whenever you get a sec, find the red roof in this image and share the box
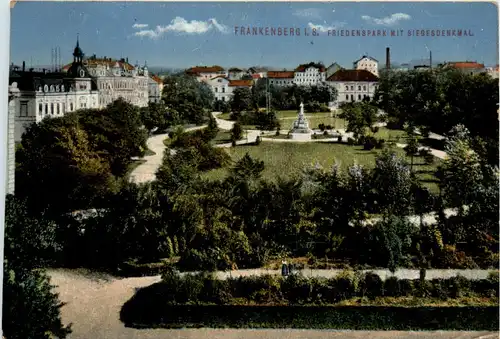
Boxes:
[151,75,163,84]
[228,79,253,87]
[445,62,485,69]
[327,69,379,82]
[267,71,295,79]
[186,65,225,74]
[251,74,261,79]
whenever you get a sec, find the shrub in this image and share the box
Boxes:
[347,137,355,145]
[323,130,329,136]
[414,279,433,298]
[370,126,380,133]
[337,135,342,142]
[319,104,330,113]
[419,148,430,157]
[384,276,401,297]
[275,127,280,136]
[280,274,310,304]
[326,125,333,130]
[430,278,449,300]
[399,279,415,296]
[363,136,377,150]
[359,272,384,299]
[332,270,358,301]
[375,138,386,149]
[255,136,261,145]
[444,275,472,298]
[424,153,435,165]
[318,123,326,131]
[312,133,317,139]
[231,140,237,147]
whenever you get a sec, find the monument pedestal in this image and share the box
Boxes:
[288,102,313,140]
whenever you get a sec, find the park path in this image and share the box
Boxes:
[47,268,498,339]
[129,125,206,184]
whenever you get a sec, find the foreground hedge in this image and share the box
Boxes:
[120,304,499,330]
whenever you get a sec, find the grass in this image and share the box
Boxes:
[210,129,232,145]
[202,141,441,192]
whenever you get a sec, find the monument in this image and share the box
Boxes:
[289,102,313,141]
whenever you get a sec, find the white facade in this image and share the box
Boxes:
[294,66,326,86]
[148,76,162,103]
[353,56,379,77]
[228,68,245,80]
[267,71,295,86]
[86,61,149,108]
[486,66,499,79]
[7,84,19,194]
[207,76,232,102]
[10,75,99,142]
[332,82,378,105]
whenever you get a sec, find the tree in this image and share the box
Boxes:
[404,135,419,171]
[230,88,253,114]
[339,101,378,139]
[204,114,219,141]
[372,150,413,216]
[140,102,169,133]
[229,153,265,181]
[16,115,118,216]
[231,122,243,142]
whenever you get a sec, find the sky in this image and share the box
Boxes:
[10,2,499,69]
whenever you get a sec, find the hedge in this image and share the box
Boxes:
[120,303,499,330]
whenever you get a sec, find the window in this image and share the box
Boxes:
[215,88,218,92]
[45,104,48,114]
[358,94,361,100]
[363,85,366,91]
[222,97,225,102]
[345,95,349,100]
[20,101,28,117]
[345,86,348,91]
[38,103,43,115]
[350,86,354,90]
[70,103,73,111]
[358,86,361,90]
[62,103,65,113]
[222,88,225,93]
[57,103,60,114]
[350,94,354,101]
[50,103,54,114]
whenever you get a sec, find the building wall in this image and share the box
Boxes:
[329,81,378,106]
[96,76,148,108]
[269,78,294,86]
[7,85,19,195]
[354,58,379,77]
[293,67,326,86]
[208,77,233,102]
[148,78,161,103]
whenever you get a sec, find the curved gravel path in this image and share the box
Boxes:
[48,269,497,339]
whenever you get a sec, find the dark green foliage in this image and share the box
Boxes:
[231,122,243,141]
[359,272,384,299]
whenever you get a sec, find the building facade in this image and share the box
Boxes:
[148,75,163,103]
[267,71,295,86]
[294,63,326,86]
[486,65,499,79]
[326,62,343,79]
[228,68,246,80]
[353,56,379,77]
[10,40,100,141]
[207,76,253,102]
[326,69,379,107]
[7,84,19,195]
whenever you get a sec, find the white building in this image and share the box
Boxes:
[207,76,253,102]
[10,40,100,142]
[486,65,499,79]
[441,61,486,76]
[267,71,295,86]
[7,84,19,194]
[293,63,326,86]
[148,75,163,103]
[228,67,246,80]
[353,56,379,77]
[326,69,379,107]
[186,65,227,82]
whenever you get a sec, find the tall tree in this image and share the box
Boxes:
[230,88,253,114]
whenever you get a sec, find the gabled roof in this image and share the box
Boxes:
[443,61,485,69]
[267,71,295,79]
[353,55,379,64]
[228,67,243,72]
[62,58,135,72]
[295,62,326,72]
[186,65,225,74]
[327,69,379,82]
[228,79,253,87]
[150,74,163,84]
[210,75,229,80]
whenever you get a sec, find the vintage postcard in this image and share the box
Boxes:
[4,1,499,338]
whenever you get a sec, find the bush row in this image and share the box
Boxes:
[155,270,499,305]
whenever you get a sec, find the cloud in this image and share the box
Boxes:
[308,21,346,32]
[293,8,322,20]
[361,13,411,26]
[132,23,149,29]
[134,17,229,39]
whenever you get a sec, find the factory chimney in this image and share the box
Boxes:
[429,51,432,69]
[386,47,391,70]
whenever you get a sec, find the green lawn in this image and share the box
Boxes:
[202,141,441,192]
[211,129,232,145]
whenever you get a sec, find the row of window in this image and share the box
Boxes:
[343,84,378,91]
[345,94,370,101]
[37,102,68,116]
[214,87,226,93]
